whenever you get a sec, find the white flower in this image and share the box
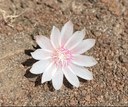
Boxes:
[30,21,97,90]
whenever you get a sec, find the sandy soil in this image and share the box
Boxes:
[0,0,128,106]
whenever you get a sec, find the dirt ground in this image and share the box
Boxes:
[0,0,128,106]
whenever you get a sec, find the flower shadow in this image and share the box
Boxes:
[22,49,42,87]
[47,81,55,92]
[63,77,73,89]
[79,78,88,83]
[24,68,42,87]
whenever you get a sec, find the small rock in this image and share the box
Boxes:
[70,99,78,106]
[101,0,123,16]
[85,95,91,102]
[71,1,84,14]
[118,55,128,63]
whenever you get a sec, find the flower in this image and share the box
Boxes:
[30,20,97,90]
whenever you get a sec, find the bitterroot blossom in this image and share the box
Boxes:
[30,20,97,90]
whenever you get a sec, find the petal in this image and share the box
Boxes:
[69,63,93,80]
[63,67,79,87]
[35,36,53,51]
[64,28,85,49]
[71,39,96,54]
[41,62,57,84]
[50,26,61,48]
[30,60,50,74]
[60,20,73,46]
[31,49,52,60]
[52,68,63,90]
[72,55,97,67]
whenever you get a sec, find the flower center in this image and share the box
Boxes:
[52,47,72,67]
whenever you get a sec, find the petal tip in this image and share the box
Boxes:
[73,79,80,87]
[54,86,61,90]
[91,39,96,45]
[67,20,73,26]
[34,35,40,40]
[34,35,45,42]
[34,36,42,44]
[30,52,36,59]
[30,52,33,56]
[82,27,86,33]
[29,65,40,75]
[89,74,93,80]
[52,26,56,30]
[81,28,86,38]
[41,78,45,84]
[29,67,34,74]
[90,57,98,66]
[93,59,98,65]
[86,71,93,80]
[75,82,80,88]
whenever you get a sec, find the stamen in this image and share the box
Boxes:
[52,47,72,67]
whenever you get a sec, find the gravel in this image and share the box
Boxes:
[0,0,127,106]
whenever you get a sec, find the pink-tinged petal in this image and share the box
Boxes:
[52,68,63,90]
[30,60,50,74]
[63,67,79,87]
[35,36,53,51]
[72,55,97,67]
[41,62,57,84]
[71,39,96,54]
[31,49,52,60]
[61,20,73,46]
[50,26,61,48]
[69,63,93,80]
[64,28,85,49]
